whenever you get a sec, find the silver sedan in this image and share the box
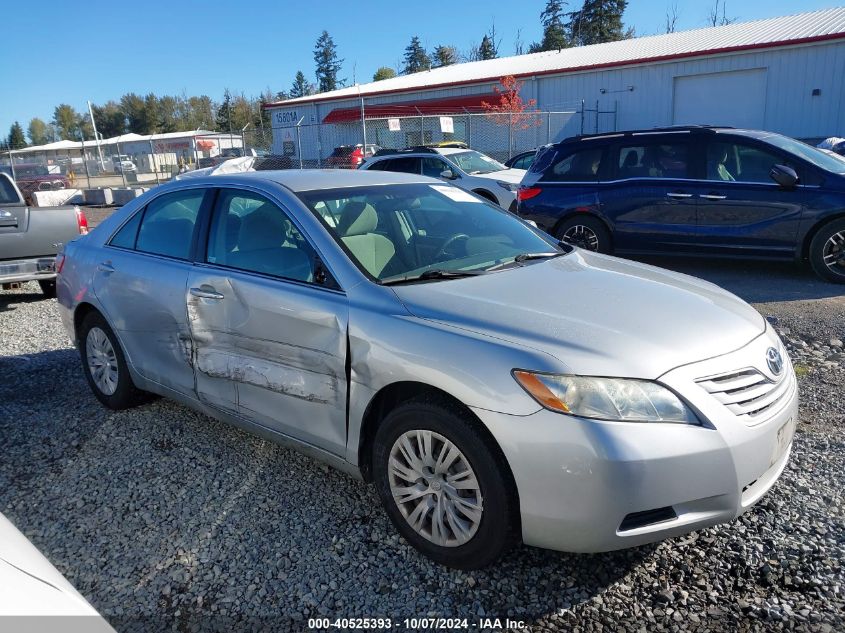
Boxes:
[57,170,797,569]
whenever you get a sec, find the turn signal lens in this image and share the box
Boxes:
[513,370,570,413]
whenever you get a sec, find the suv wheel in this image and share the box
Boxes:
[372,397,517,569]
[809,218,845,283]
[557,216,612,254]
[79,311,148,409]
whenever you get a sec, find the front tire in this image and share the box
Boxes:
[556,215,612,254]
[809,218,845,283]
[372,397,517,569]
[78,311,147,409]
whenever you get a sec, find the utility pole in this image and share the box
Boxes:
[87,100,104,170]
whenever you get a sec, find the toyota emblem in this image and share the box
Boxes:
[766,347,784,376]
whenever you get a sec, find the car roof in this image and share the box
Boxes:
[555,125,789,147]
[183,168,434,192]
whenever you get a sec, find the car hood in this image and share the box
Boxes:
[391,250,765,379]
[472,168,526,184]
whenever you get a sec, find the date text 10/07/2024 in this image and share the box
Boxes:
[307,617,527,630]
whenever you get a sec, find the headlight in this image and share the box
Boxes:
[496,181,517,191]
[513,371,699,424]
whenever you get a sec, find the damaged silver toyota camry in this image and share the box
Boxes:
[57,170,797,569]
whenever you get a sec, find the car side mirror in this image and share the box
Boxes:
[770,164,798,189]
[440,169,458,180]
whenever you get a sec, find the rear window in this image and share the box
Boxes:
[543,147,605,182]
[0,175,20,203]
[331,147,355,157]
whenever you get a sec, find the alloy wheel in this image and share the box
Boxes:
[388,430,483,547]
[562,224,600,251]
[86,327,119,396]
[822,230,845,276]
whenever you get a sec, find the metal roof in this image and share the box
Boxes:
[184,168,433,192]
[270,7,845,107]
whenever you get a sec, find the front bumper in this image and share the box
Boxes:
[474,330,797,553]
[0,257,57,285]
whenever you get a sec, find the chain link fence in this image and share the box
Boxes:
[262,101,618,168]
[0,101,619,203]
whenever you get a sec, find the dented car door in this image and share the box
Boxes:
[187,188,349,455]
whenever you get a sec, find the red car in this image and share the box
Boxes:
[326,144,381,169]
[5,164,69,202]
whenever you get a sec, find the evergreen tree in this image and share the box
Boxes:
[52,104,80,140]
[567,0,628,46]
[432,45,459,68]
[27,118,51,145]
[403,36,431,74]
[373,66,397,81]
[529,0,570,52]
[91,102,126,138]
[477,34,497,60]
[7,122,26,149]
[290,71,316,99]
[216,89,234,132]
[120,93,147,134]
[313,31,343,93]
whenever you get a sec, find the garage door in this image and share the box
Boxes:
[673,68,767,129]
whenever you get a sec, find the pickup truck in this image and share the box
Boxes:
[0,172,88,297]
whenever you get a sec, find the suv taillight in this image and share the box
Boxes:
[517,187,542,201]
[76,208,89,235]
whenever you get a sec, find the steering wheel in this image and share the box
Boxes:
[434,233,470,260]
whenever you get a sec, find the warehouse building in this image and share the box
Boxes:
[267,7,845,162]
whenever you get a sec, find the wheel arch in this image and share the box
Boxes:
[73,301,102,345]
[357,382,518,503]
[471,188,498,204]
[800,211,845,260]
[552,212,614,246]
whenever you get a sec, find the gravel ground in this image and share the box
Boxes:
[1,256,844,632]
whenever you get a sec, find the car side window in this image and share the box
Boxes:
[422,157,450,178]
[109,210,143,249]
[376,157,421,174]
[706,141,787,184]
[618,143,689,179]
[513,154,532,170]
[207,190,316,284]
[134,190,204,259]
[544,147,605,181]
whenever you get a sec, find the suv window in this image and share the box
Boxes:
[421,157,451,178]
[134,190,204,259]
[371,157,421,174]
[618,142,689,179]
[706,141,788,184]
[207,190,315,283]
[545,147,604,181]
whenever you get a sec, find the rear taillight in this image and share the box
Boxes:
[55,252,66,274]
[517,187,542,201]
[76,208,89,235]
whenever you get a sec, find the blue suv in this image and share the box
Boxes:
[517,126,845,282]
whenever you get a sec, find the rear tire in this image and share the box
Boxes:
[78,311,148,409]
[809,218,845,283]
[372,397,517,569]
[38,280,56,298]
[556,215,612,254]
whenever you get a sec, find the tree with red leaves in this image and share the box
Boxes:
[481,76,541,157]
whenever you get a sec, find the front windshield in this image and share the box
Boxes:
[762,134,845,175]
[446,151,506,174]
[298,183,562,282]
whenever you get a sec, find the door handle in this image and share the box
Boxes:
[699,194,727,200]
[190,287,224,300]
[666,192,693,199]
[97,261,115,273]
